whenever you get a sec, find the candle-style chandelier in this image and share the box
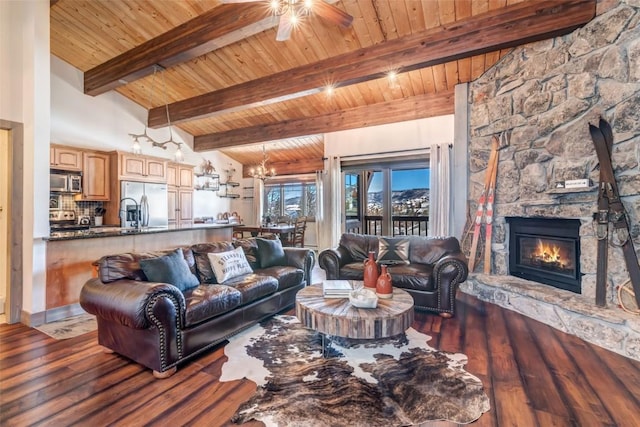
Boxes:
[250,145,276,182]
[129,65,183,162]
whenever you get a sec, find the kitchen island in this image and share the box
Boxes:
[44,224,233,321]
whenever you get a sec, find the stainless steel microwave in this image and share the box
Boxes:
[50,172,82,193]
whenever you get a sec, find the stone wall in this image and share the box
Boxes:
[467,0,640,303]
[461,0,640,360]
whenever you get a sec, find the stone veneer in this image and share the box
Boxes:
[462,0,640,361]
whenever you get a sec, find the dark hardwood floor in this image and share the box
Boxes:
[2,292,640,427]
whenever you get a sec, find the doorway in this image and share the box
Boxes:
[0,120,23,324]
[0,129,8,321]
[343,160,430,236]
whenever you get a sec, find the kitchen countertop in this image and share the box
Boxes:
[45,223,234,241]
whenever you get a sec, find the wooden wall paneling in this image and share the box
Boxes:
[444,62,460,90]
[149,0,596,128]
[458,58,472,83]
[471,54,487,80]
[438,0,457,25]
[83,3,272,95]
[351,0,384,45]
[432,64,448,92]
[473,0,491,15]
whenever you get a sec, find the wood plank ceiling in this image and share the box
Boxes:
[50,0,596,176]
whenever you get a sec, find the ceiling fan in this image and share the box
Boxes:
[223,0,353,41]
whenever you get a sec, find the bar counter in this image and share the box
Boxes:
[45,224,234,317]
[45,223,233,241]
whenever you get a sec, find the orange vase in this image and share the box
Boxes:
[363,251,379,289]
[376,265,393,299]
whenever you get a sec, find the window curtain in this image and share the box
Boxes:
[315,170,324,249]
[317,156,342,251]
[429,144,452,236]
[252,178,264,225]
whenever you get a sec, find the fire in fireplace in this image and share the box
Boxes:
[506,217,581,293]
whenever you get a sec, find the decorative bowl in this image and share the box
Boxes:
[349,288,378,309]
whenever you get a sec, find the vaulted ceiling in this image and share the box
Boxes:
[50,0,595,176]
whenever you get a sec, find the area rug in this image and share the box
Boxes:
[221,315,490,426]
[34,313,97,339]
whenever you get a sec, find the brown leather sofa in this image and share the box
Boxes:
[80,237,315,378]
[318,233,468,317]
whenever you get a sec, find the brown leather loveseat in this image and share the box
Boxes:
[318,233,468,317]
[80,237,315,378]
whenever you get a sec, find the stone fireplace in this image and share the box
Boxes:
[460,0,640,361]
[506,217,581,293]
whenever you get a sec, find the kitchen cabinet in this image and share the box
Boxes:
[50,145,82,171]
[76,151,110,201]
[117,152,167,182]
[168,188,193,228]
[167,163,194,188]
[168,163,194,228]
[179,190,193,227]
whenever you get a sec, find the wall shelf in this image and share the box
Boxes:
[218,182,240,198]
[547,186,596,195]
[194,173,220,191]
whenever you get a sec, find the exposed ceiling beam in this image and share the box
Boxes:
[150,0,595,128]
[83,3,275,96]
[193,90,454,151]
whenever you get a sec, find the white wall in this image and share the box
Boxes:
[324,115,454,157]
[50,55,241,218]
[0,0,50,316]
[322,115,457,246]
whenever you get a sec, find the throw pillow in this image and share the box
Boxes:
[140,248,200,291]
[377,237,410,265]
[256,237,287,268]
[207,246,253,283]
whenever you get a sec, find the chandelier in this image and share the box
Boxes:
[129,65,184,162]
[250,145,276,182]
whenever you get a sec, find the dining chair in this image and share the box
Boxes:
[290,216,307,247]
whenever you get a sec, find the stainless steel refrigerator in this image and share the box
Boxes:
[120,181,169,228]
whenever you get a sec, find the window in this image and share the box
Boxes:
[345,173,360,217]
[264,181,316,222]
[343,158,429,236]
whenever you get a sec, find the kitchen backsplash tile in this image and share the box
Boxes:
[57,194,106,224]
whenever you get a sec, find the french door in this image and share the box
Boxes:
[343,161,429,236]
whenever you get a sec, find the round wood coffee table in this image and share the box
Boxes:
[295,283,414,340]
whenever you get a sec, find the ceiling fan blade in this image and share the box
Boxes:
[276,10,294,41]
[221,0,260,3]
[313,1,353,28]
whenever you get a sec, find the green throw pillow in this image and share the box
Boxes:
[140,248,200,291]
[256,237,287,268]
[377,237,410,265]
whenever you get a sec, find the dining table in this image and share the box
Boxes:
[232,224,296,245]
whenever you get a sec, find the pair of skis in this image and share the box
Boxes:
[589,118,640,308]
[468,136,500,274]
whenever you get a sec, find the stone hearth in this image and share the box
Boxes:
[462,1,640,361]
[461,275,640,361]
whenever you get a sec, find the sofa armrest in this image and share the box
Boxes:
[283,247,316,285]
[80,278,186,330]
[433,253,469,287]
[318,246,352,279]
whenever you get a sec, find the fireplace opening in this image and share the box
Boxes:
[506,217,581,293]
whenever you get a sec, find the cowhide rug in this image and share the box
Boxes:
[220,315,490,426]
